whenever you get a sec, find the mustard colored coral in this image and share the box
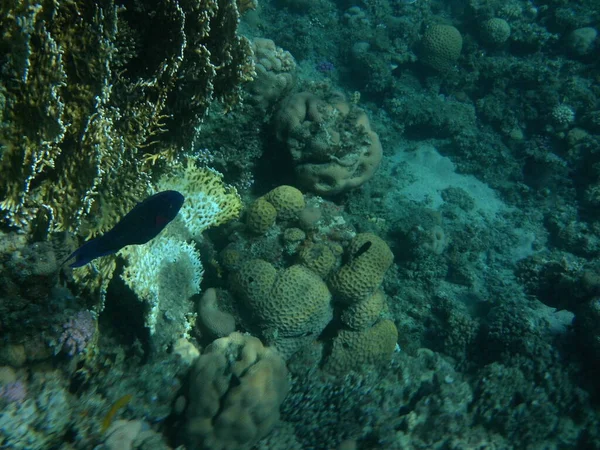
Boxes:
[323,319,398,375]
[341,289,386,330]
[329,233,394,304]
[0,0,253,237]
[298,242,338,278]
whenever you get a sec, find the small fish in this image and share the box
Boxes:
[64,190,184,268]
[101,394,133,433]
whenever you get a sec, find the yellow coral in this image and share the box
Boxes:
[323,319,398,375]
[157,159,242,238]
[329,233,393,304]
[246,197,277,234]
[420,24,463,72]
[264,185,306,220]
[231,259,278,305]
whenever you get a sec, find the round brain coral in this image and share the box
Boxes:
[246,197,277,234]
[419,24,463,72]
[480,18,511,46]
[185,333,289,450]
[329,233,394,304]
[231,260,333,358]
[264,185,306,220]
[231,259,278,306]
[323,319,398,375]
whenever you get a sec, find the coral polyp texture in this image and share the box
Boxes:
[245,185,306,234]
[185,333,289,450]
[323,319,398,375]
[274,91,383,195]
[232,259,333,358]
[0,0,253,237]
[330,233,394,304]
[419,24,463,72]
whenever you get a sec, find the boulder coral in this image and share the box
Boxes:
[323,319,398,375]
[274,92,382,195]
[232,259,333,358]
[185,333,289,450]
[245,185,306,234]
[419,24,463,72]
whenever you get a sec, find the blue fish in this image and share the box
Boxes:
[64,190,184,268]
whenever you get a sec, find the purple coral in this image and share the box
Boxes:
[58,310,96,356]
[0,380,27,403]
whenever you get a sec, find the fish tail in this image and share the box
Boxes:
[62,238,104,268]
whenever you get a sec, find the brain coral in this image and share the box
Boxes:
[246,197,277,234]
[323,319,398,375]
[480,18,511,46]
[274,92,382,195]
[329,233,394,304]
[232,260,333,358]
[185,333,289,450]
[264,185,306,220]
[420,24,463,72]
[340,288,386,330]
[298,242,338,278]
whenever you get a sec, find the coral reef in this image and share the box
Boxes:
[0,0,253,237]
[2,0,600,447]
